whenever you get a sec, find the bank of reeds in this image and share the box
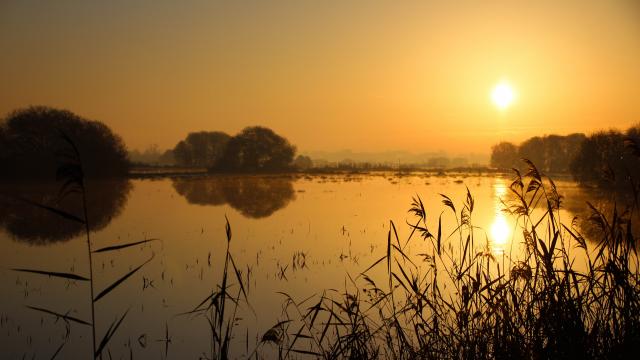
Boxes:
[12,153,640,359]
[180,216,251,360]
[259,160,639,359]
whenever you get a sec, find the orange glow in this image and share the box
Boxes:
[491,82,515,110]
[1,1,639,154]
[490,181,511,254]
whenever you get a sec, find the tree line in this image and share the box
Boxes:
[0,106,303,178]
[490,133,586,173]
[491,125,640,188]
[170,126,299,172]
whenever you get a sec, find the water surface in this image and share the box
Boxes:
[0,173,601,358]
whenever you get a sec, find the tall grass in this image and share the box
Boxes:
[180,216,251,360]
[258,160,639,359]
[12,133,157,359]
[12,153,640,358]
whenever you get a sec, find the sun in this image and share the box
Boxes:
[491,82,515,109]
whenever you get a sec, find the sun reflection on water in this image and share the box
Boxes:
[489,180,511,254]
[491,214,510,246]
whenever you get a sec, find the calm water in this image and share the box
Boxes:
[0,173,600,358]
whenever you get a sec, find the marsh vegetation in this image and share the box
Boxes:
[1,107,639,358]
[2,162,639,358]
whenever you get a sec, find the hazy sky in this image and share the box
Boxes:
[1,0,639,154]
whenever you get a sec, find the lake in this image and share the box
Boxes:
[0,173,604,358]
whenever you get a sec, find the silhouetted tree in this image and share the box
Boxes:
[0,106,129,179]
[129,144,164,164]
[490,142,519,169]
[293,155,313,170]
[216,126,296,172]
[560,133,587,172]
[626,124,640,158]
[518,137,545,171]
[158,149,176,165]
[491,134,585,173]
[129,146,175,165]
[173,131,230,167]
[571,129,640,188]
[543,135,564,172]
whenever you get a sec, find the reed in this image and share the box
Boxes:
[180,216,251,360]
[13,153,640,358]
[258,160,640,359]
[12,133,157,359]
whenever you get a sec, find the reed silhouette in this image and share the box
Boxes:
[572,126,640,189]
[10,133,157,359]
[491,125,640,193]
[254,160,640,359]
[8,156,640,359]
[7,129,640,359]
[179,217,251,360]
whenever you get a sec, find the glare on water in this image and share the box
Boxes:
[489,180,511,254]
[0,174,596,358]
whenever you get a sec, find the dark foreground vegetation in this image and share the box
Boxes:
[238,160,639,359]
[7,132,156,359]
[3,106,639,358]
[11,155,640,359]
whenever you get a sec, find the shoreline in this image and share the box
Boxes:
[127,165,522,179]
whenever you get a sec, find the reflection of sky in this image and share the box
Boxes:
[489,180,511,254]
[0,175,597,358]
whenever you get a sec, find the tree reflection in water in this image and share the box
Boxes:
[499,177,640,246]
[562,186,640,245]
[0,179,131,245]
[172,175,296,219]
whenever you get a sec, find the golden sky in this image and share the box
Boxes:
[1,0,639,155]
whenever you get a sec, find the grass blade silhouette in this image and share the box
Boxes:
[26,305,91,326]
[49,342,65,360]
[95,309,129,358]
[93,256,154,302]
[17,197,85,224]
[11,268,89,281]
[92,238,159,253]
